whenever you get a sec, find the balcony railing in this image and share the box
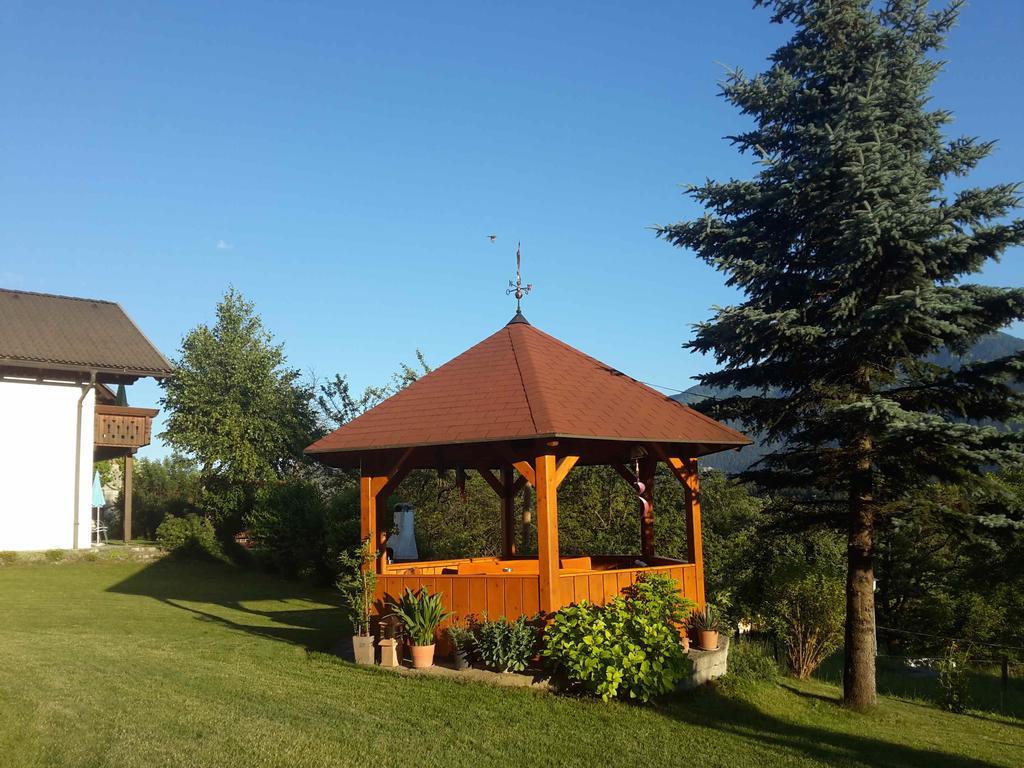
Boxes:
[94,404,158,450]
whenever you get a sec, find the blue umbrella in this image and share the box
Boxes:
[92,471,105,508]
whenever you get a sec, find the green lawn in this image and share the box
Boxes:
[0,558,1019,768]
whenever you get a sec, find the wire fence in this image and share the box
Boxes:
[867,625,1022,716]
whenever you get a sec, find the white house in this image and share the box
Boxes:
[0,288,172,550]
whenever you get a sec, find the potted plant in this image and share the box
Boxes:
[446,623,475,670]
[688,603,720,651]
[389,587,450,668]
[337,538,377,665]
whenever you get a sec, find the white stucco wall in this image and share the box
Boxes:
[0,379,95,550]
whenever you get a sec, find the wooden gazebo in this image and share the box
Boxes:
[306,311,749,628]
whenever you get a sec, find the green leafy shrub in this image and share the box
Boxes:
[388,587,450,647]
[542,574,692,701]
[474,616,536,673]
[246,480,359,583]
[44,549,65,562]
[156,514,222,559]
[768,572,844,679]
[936,642,971,714]
[446,624,476,659]
[722,639,778,690]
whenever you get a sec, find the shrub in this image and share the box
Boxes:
[723,639,778,689]
[246,480,359,583]
[542,574,692,701]
[936,642,971,714]
[474,616,536,673]
[0,551,18,566]
[388,587,450,647]
[446,624,476,659]
[44,549,65,562]
[768,572,844,679]
[156,514,222,559]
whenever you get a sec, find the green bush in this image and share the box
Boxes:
[542,574,692,702]
[936,642,971,714]
[156,514,222,559]
[723,639,778,689]
[0,551,18,566]
[246,480,359,583]
[446,624,476,659]
[44,549,65,562]
[768,572,844,679]
[474,616,537,673]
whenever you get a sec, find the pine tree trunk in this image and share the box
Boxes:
[844,439,877,709]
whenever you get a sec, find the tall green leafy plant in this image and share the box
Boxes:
[388,587,450,647]
[336,539,377,637]
[658,0,1024,708]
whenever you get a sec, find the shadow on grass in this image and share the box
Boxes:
[661,684,1009,768]
[107,555,350,653]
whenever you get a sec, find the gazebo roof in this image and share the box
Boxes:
[306,314,750,469]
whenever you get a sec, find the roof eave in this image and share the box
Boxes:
[0,356,173,381]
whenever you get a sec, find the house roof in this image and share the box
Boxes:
[0,288,173,379]
[306,314,750,464]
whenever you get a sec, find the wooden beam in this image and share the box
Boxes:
[535,454,561,613]
[375,447,415,501]
[477,467,506,498]
[611,462,637,486]
[668,457,706,606]
[500,465,516,558]
[512,460,536,488]
[511,475,528,495]
[554,455,579,488]
[638,456,657,562]
[359,474,381,573]
[123,453,133,543]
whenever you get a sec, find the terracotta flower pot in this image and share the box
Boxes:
[697,630,719,651]
[352,634,376,665]
[410,643,436,669]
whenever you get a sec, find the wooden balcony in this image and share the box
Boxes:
[94,404,158,459]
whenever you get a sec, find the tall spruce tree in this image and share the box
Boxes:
[659,0,1024,708]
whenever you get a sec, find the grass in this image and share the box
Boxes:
[0,559,1020,768]
[815,650,1024,720]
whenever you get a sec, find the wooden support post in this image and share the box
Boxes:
[360,473,388,573]
[535,454,560,613]
[123,453,133,543]
[639,456,656,562]
[501,465,516,558]
[669,457,705,606]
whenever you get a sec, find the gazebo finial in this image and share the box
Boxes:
[506,242,533,321]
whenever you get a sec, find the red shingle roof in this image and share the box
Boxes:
[306,316,749,460]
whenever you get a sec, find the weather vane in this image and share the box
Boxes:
[506,242,533,312]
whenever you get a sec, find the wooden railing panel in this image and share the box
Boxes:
[93,405,157,449]
[376,573,542,627]
[558,563,700,609]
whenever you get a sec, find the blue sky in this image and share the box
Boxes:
[3,1,1022,459]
